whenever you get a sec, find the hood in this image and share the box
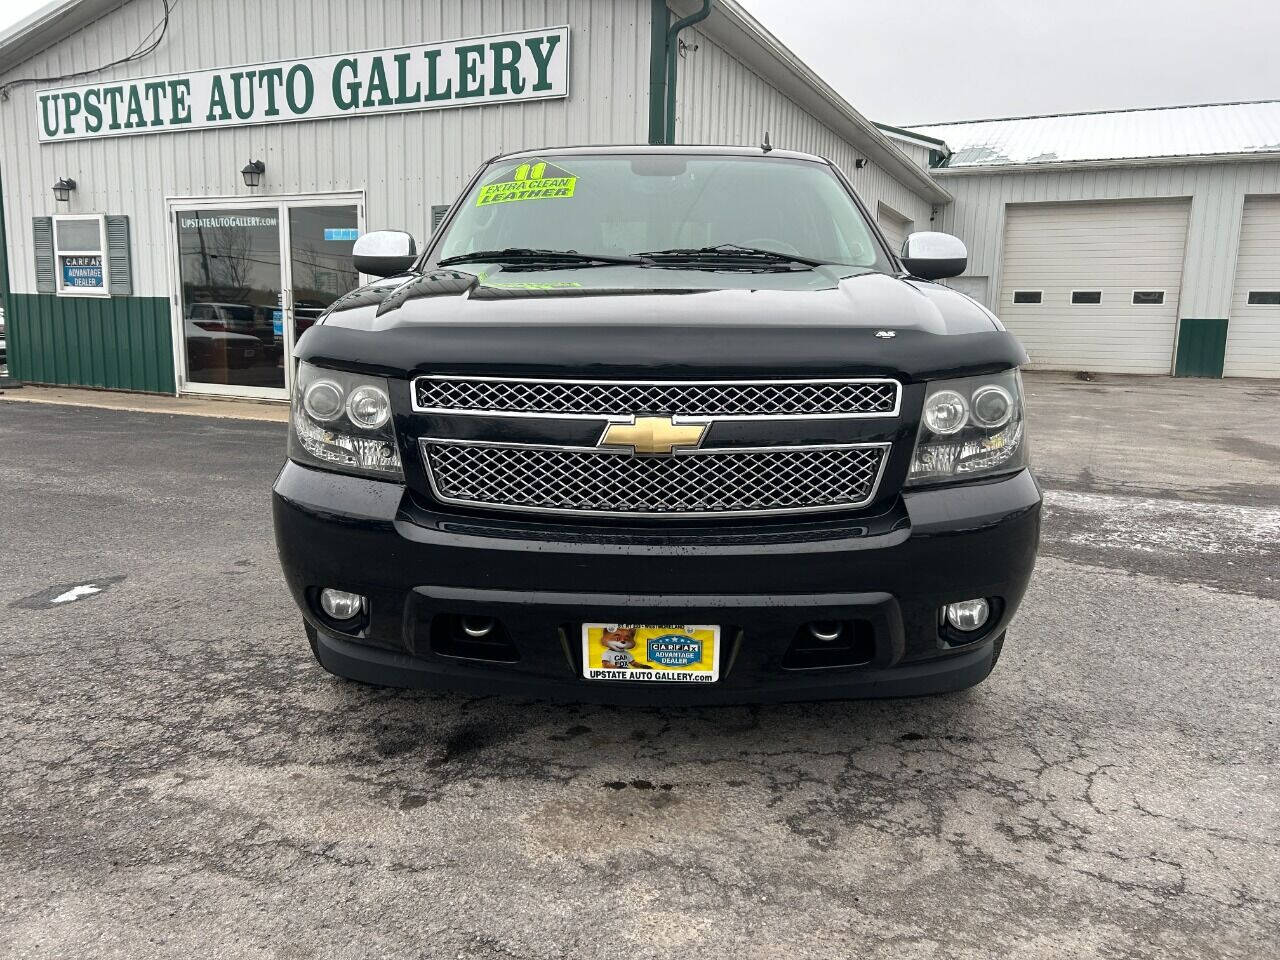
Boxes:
[296,264,1027,383]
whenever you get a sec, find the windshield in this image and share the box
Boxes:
[435,154,889,270]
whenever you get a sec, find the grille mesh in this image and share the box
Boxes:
[423,443,887,515]
[415,377,898,417]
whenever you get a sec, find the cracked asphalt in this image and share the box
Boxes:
[2,373,1278,959]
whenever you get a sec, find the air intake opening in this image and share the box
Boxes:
[430,615,519,663]
[781,620,876,670]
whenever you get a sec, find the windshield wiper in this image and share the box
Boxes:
[437,248,647,267]
[634,243,830,268]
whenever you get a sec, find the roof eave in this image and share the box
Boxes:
[934,150,1280,175]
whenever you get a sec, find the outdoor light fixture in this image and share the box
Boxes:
[52,177,77,201]
[240,159,266,188]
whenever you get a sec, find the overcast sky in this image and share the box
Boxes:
[3,0,1278,124]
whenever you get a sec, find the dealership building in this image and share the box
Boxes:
[0,0,948,399]
[909,102,1280,379]
[0,0,1276,398]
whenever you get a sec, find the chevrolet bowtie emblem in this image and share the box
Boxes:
[600,416,708,455]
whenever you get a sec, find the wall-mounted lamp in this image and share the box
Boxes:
[52,177,77,201]
[854,158,868,169]
[241,159,266,188]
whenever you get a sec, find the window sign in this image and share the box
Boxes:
[35,26,569,143]
[62,255,104,289]
[54,215,109,296]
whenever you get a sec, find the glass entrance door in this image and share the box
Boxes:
[286,205,361,347]
[176,207,285,392]
[171,196,363,399]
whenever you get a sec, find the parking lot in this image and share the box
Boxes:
[1,371,1278,959]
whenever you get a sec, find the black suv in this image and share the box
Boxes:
[272,146,1040,704]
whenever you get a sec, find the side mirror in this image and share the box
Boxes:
[353,230,418,277]
[900,231,967,281]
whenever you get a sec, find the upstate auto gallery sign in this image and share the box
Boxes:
[36,26,569,142]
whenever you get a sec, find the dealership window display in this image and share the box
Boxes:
[53,215,109,296]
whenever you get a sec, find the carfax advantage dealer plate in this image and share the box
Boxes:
[581,624,720,683]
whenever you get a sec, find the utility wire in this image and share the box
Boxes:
[1,0,175,100]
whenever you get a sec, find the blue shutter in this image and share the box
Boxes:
[106,215,131,295]
[33,217,54,293]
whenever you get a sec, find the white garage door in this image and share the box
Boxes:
[877,204,913,257]
[1225,196,1280,378]
[998,199,1191,373]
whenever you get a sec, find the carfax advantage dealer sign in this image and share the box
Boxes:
[36,26,569,142]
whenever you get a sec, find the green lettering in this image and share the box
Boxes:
[424,49,452,101]
[101,86,124,129]
[284,64,314,114]
[489,40,525,96]
[230,70,256,120]
[456,43,485,99]
[525,34,561,92]
[258,67,284,116]
[143,81,167,126]
[361,56,392,108]
[39,94,59,137]
[124,87,146,128]
[83,89,103,133]
[60,91,82,134]
[206,75,231,121]
[168,79,191,124]
[392,52,421,104]
[333,58,359,110]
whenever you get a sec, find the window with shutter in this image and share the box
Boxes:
[106,215,132,295]
[33,217,55,293]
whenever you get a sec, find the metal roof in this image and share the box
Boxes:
[910,101,1280,169]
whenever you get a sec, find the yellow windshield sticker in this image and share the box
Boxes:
[477,160,578,206]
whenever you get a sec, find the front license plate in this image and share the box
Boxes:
[581,623,720,683]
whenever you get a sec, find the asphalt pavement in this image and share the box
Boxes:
[1,372,1278,959]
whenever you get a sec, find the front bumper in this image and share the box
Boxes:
[272,463,1041,704]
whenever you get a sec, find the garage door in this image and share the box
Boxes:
[1225,196,1280,378]
[877,204,912,257]
[998,199,1191,374]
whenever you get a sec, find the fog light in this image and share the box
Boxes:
[946,599,990,632]
[320,588,364,621]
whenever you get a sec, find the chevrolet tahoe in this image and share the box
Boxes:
[272,145,1040,704]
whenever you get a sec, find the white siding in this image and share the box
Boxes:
[0,0,652,297]
[998,200,1191,374]
[876,203,912,256]
[934,160,1280,323]
[671,22,936,237]
[1225,195,1280,378]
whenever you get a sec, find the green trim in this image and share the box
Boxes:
[5,293,175,393]
[1173,318,1228,378]
[873,121,949,149]
[648,0,669,145]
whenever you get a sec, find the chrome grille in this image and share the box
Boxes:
[414,376,899,418]
[422,442,889,516]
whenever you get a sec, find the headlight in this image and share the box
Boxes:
[289,361,404,481]
[906,369,1027,486]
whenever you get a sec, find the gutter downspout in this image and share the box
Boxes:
[647,0,670,144]
[662,0,713,145]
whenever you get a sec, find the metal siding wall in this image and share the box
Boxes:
[0,0,652,298]
[933,160,1280,323]
[671,23,935,236]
